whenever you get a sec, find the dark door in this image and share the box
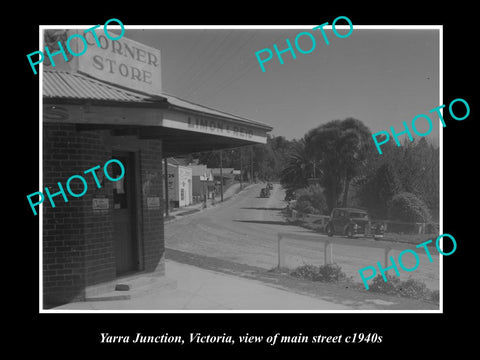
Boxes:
[112,152,138,275]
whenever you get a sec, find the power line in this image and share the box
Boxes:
[166,29,207,88]
[172,30,225,94]
[183,30,259,98]
[180,30,236,98]
[203,29,290,100]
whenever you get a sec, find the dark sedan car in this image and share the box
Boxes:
[260,187,271,198]
[325,208,384,239]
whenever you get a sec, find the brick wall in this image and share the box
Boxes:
[43,122,164,307]
[139,140,164,273]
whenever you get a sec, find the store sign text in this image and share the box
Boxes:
[81,29,161,95]
[187,116,254,139]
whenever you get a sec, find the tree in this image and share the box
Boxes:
[269,135,292,166]
[356,162,402,219]
[388,192,431,223]
[294,184,329,215]
[279,139,313,197]
[194,135,294,182]
[380,137,439,221]
[304,118,372,211]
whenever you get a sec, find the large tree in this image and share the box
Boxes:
[356,161,403,219]
[279,139,313,197]
[304,118,372,210]
[355,136,439,221]
[194,135,292,182]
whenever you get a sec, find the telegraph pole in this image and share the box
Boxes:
[239,148,243,189]
[219,150,224,202]
[164,157,169,216]
[250,146,254,183]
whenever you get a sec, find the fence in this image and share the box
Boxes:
[383,220,438,235]
[287,208,438,235]
[277,232,403,270]
[287,210,329,228]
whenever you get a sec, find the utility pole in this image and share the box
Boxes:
[250,146,254,183]
[164,157,169,216]
[239,148,243,189]
[219,150,223,202]
[203,179,206,207]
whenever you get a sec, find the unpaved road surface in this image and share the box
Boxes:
[165,183,440,290]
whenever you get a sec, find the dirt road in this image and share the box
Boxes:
[165,183,440,290]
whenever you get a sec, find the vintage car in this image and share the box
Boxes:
[260,187,271,198]
[325,208,384,239]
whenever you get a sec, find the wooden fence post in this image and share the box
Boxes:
[384,247,392,269]
[277,234,285,269]
[324,241,333,265]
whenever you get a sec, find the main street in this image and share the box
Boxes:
[165,183,440,290]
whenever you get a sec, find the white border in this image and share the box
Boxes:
[38,24,443,314]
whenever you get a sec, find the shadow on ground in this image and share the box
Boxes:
[240,207,285,211]
[233,220,292,226]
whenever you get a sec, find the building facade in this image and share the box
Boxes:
[165,162,193,208]
[40,29,272,307]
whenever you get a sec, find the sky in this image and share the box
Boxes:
[123,26,440,144]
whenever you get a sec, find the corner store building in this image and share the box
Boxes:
[41,29,272,305]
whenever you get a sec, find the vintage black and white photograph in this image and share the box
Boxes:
[37,24,442,312]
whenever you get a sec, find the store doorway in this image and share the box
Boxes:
[112,151,139,275]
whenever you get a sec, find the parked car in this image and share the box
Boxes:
[325,208,384,239]
[284,189,295,201]
[260,187,271,198]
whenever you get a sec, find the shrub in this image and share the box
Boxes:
[291,264,319,280]
[369,274,401,295]
[294,199,318,214]
[388,192,431,223]
[425,222,439,234]
[368,275,439,304]
[317,264,347,282]
[429,290,440,303]
[397,278,428,299]
[294,185,328,215]
[291,263,347,283]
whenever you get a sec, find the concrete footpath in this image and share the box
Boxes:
[52,259,353,311]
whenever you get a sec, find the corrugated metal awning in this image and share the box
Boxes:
[162,93,273,130]
[43,70,272,131]
[43,70,162,103]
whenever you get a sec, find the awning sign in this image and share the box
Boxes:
[162,110,268,144]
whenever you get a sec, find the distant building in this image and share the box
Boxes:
[190,165,214,202]
[210,168,238,191]
[163,159,193,208]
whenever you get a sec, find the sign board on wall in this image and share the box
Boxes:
[147,197,160,209]
[43,29,162,96]
[93,198,109,210]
